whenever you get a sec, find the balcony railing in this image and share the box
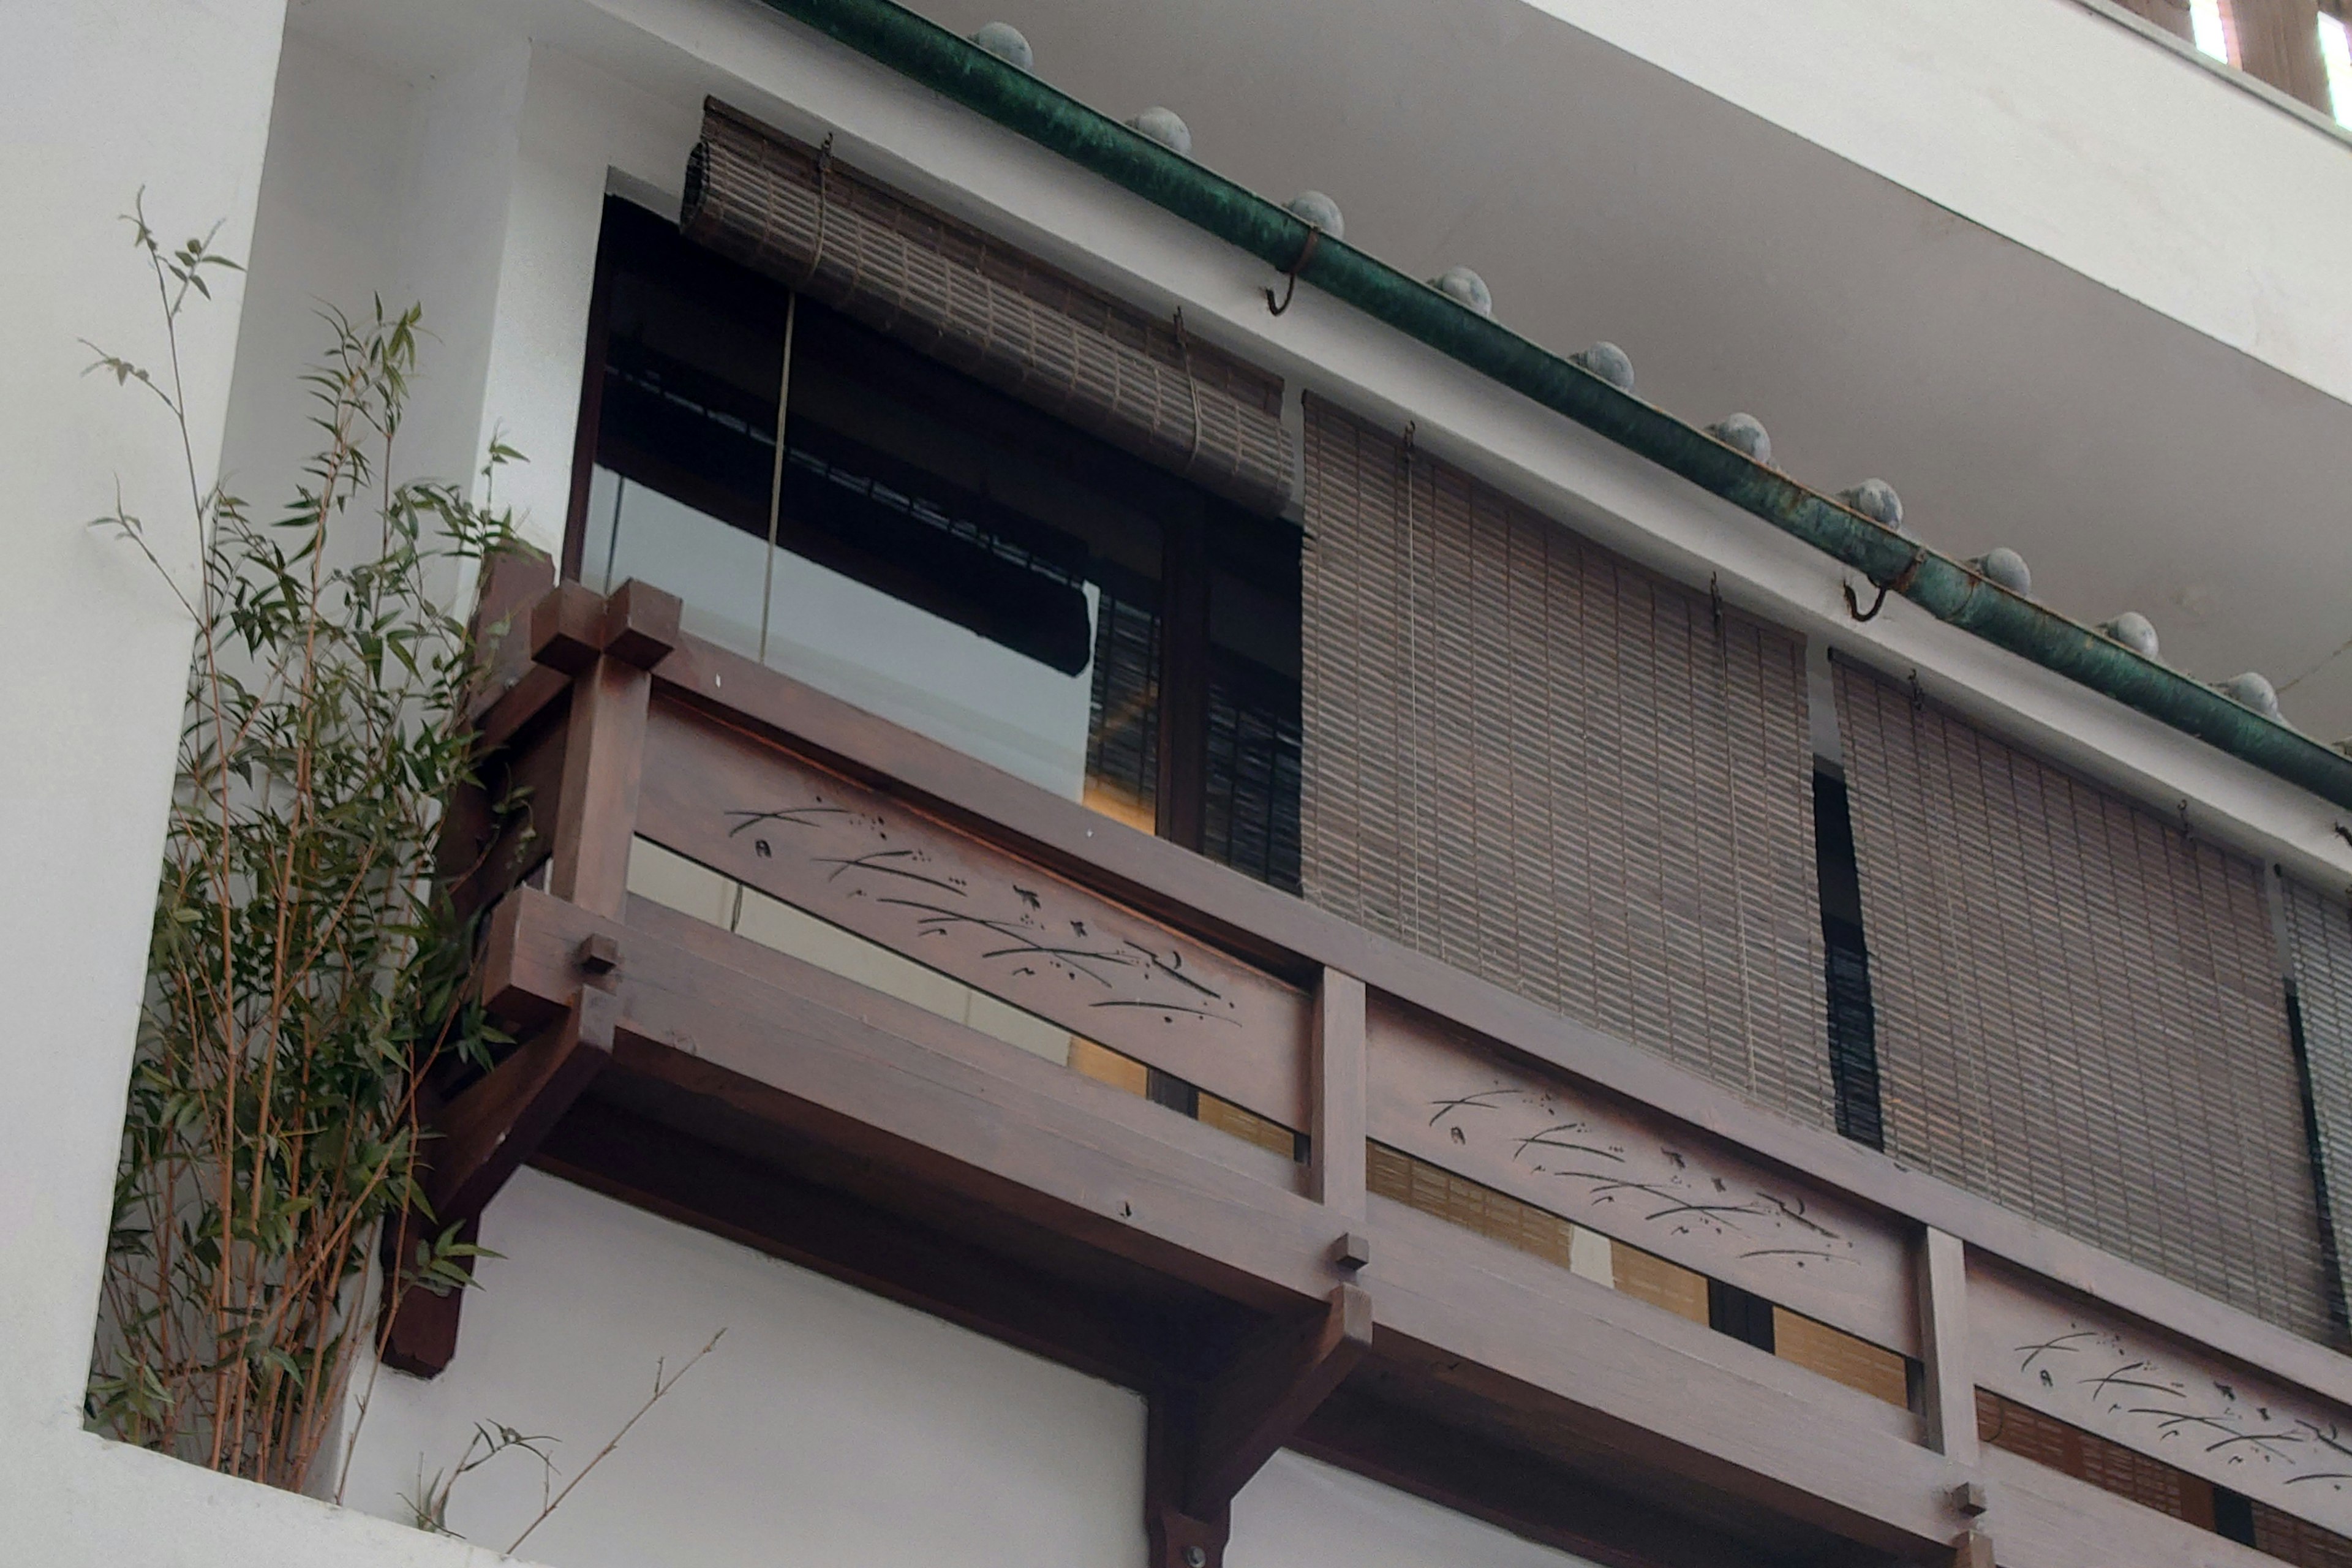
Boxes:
[2110,0,2351,124]
[397,554,2352,1568]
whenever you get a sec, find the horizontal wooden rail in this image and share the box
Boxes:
[640,623,2352,1419]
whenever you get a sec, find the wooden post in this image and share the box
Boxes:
[541,579,678,916]
[382,580,676,1377]
[1310,969,1366,1222]
[1917,1226,1979,1466]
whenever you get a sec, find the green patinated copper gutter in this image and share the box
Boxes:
[756,0,2352,813]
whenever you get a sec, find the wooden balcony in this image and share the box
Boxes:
[394,558,2352,1568]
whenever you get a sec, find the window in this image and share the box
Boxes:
[566,198,1303,891]
[1812,770,1885,1150]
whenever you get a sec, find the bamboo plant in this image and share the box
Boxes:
[84,200,521,1492]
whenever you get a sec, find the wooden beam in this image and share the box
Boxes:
[533,1096,1175,1389]
[1295,1391,1808,1568]
[378,986,617,1377]
[1916,1227,1978,1466]
[472,887,1967,1553]
[426,985,617,1228]
[1310,969,1366,1221]
[1190,1284,1372,1512]
[377,1213,478,1378]
[484,880,2344,1562]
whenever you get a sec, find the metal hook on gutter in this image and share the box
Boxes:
[1842,549,1928,624]
[1265,226,1322,317]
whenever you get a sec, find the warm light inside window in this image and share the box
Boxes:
[2322,13,2352,126]
[2188,0,2232,61]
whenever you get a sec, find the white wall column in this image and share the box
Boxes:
[0,0,290,1439]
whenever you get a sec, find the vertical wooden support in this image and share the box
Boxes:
[2231,0,2332,110]
[1917,1226,1979,1466]
[382,580,677,1378]
[1147,1286,1373,1568]
[1310,969,1367,1221]
[543,579,679,916]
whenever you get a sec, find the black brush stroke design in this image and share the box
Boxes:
[726,804,854,836]
[2015,1332,2095,1374]
[812,849,967,895]
[1087,998,1240,1027]
[1511,1123,1625,1163]
[1427,1090,1518,1127]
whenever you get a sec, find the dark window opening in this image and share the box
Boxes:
[2284,981,2352,1344]
[2215,1487,2258,1549]
[567,197,1302,891]
[1706,1278,1777,1352]
[1813,771,1885,1148]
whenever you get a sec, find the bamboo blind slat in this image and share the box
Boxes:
[2280,876,2352,1334]
[680,100,1294,515]
[1835,658,2330,1340]
[1300,397,1833,1126]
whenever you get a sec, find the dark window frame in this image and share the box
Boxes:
[561,195,1300,888]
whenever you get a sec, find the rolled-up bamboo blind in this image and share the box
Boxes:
[1300,396,1834,1126]
[1835,658,2330,1340]
[680,100,1294,516]
[2280,876,2352,1334]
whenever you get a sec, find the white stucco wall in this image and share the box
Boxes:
[0,6,522,1566]
[336,1168,1604,1568]
[339,1168,1152,1566]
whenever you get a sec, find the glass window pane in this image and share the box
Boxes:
[772,302,1166,805]
[573,201,1302,889]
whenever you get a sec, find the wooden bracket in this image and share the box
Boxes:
[529,581,609,674]
[1148,1284,1373,1567]
[527,578,680,676]
[600,579,681,669]
[378,986,619,1377]
[1951,1526,1994,1568]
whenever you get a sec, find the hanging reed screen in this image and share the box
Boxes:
[1298,396,1833,1126]
[1834,657,2329,1340]
[680,100,1294,516]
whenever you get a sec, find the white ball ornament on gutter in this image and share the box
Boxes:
[970,22,1033,71]
[2099,612,2161,661]
[1429,265,1491,317]
[1971,548,2032,597]
[1126,107,1193,156]
[2219,671,2285,724]
[1839,479,1905,533]
[1286,190,1344,241]
[1707,413,1772,466]
[1571,341,1635,394]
